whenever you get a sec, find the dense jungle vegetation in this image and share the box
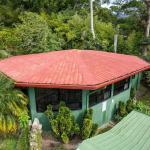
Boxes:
[0,0,150,58]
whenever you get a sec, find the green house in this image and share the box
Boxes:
[0,49,149,130]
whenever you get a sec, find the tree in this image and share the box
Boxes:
[143,0,150,56]
[90,0,96,39]
[0,73,28,134]
[90,0,111,39]
[15,12,50,54]
[111,0,148,55]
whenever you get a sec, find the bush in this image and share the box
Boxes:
[16,127,29,150]
[61,132,69,144]
[114,101,128,122]
[81,109,98,140]
[126,99,135,113]
[130,88,136,100]
[118,101,128,117]
[81,118,93,140]
[16,112,30,150]
[0,138,17,150]
[91,123,99,137]
[135,101,150,115]
[114,99,150,122]
[0,50,11,59]
[143,71,150,87]
[45,102,80,143]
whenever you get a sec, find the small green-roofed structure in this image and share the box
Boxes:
[77,111,150,150]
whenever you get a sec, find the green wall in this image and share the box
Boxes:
[90,78,132,125]
[28,73,141,130]
[28,88,87,130]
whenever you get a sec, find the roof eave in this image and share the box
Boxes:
[15,66,150,90]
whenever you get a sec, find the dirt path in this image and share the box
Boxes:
[42,133,81,150]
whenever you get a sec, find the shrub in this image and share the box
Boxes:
[126,99,135,113]
[118,101,128,117]
[135,101,150,116]
[81,109,98,140]
[130,88,136,99]
[0,138,17,150]
[114,99,150,122]
[91,123,99,137]
[0,50,11,59]
[45,102,80,143]
[114,101,128,122]
[143,71,150,87]
[61,132,69,144]
[81,118,93,140]
[16,127,29,150]
[16,112,30,150]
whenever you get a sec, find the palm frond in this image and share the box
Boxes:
[0,73,28,134]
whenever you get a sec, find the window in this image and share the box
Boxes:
[20,87,28,95]
[132,75,136,79]
[89,85,112,107]
[114,78,130,96]
[35,88,82,112]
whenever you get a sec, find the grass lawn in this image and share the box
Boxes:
[0,138,17,150]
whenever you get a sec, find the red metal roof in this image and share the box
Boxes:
[0,49,149,90]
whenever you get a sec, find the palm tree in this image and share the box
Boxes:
[0,73,28,134]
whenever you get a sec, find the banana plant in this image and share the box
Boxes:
[0,73,28,134]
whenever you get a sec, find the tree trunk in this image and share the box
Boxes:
[114,34,118,53]
[144,0,150,56]
[90,0,95,39]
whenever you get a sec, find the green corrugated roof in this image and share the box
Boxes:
[77,111,150,150]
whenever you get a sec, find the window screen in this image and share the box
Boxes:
[35,88,82,112]
[114,78,130,96]
[89,85,112,107]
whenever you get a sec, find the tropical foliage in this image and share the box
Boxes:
[81,109,98,140]
[45,102,98,142]
[0,0,150,58]
[114,99,150,121]
[16,112,30,150]
[0,73,28,134]
[45,101,80,144]
[0,138,17,150]
[16,127,29,150]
